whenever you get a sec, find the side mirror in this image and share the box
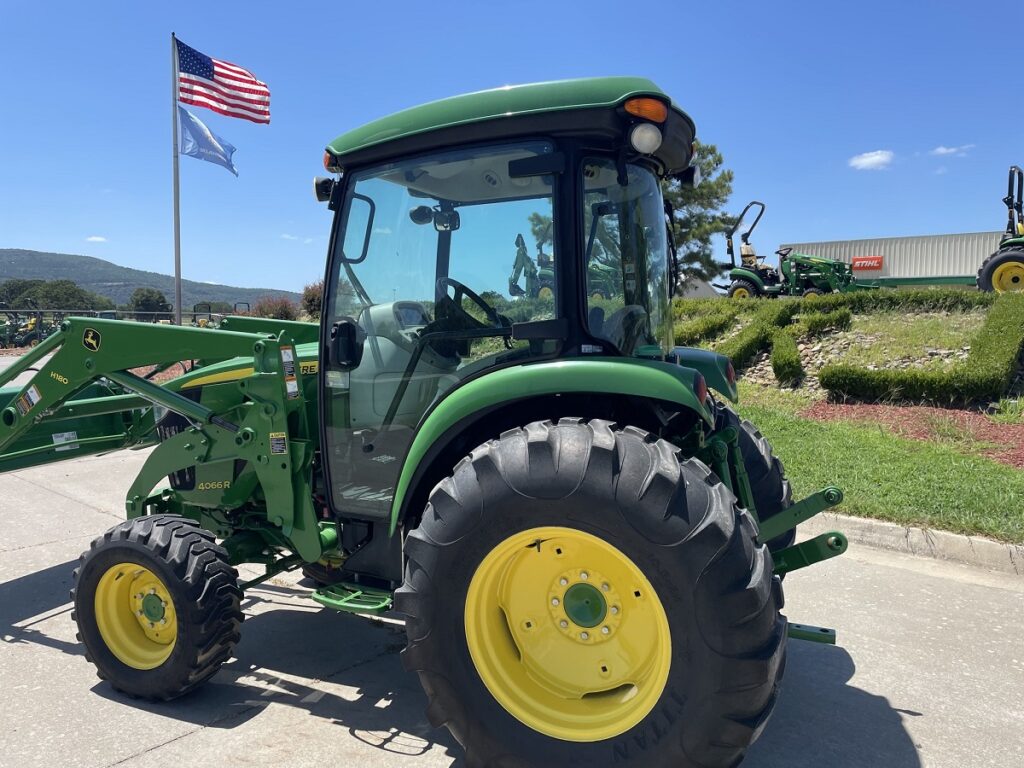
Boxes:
[313,176,335,202]
[677,165,702,188]
[328,318,366,370]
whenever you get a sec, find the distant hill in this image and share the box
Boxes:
[0,249,301,308]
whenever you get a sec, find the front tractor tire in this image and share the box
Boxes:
[728,278,760,299]
[397,419,786,768]
[72,515,243,700]
[977,247,1024,293]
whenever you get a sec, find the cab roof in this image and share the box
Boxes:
[325,77,696,173]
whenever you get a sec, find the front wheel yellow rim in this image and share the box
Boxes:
[992,260,1024,292]
[731,286,751,299]
[95,562,177,670]
[465,527,671,742]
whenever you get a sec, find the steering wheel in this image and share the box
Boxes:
[776,247,793,260]
[436,277,512,350]
[436,277,506,326]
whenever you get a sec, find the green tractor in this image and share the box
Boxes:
[977,164,1024,293]
[0,304,23,349]
[722,201,858,298]
[0,79,846,767]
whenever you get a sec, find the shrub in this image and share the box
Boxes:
[251,296,299,321]
[770,329,803,386]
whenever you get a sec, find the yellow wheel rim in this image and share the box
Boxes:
[732,286,751,299]
[95,562,177,670]
[465,527,671,742]
[992,260,1024,293]
[538,286,554,300]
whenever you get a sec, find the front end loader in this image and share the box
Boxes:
[0,78,847,768]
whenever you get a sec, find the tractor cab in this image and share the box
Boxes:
[314,78,698,521]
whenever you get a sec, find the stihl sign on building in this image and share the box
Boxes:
[851,255,884,271]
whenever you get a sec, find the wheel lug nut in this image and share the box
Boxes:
[601,582,610,592]
[160,600,167,608]
[580,572,589,580]
[136,610,144,617]
[580,631,589,640]
[135,593,143,600]
[551,598,560,606]
[560,620,568,628]
[160,619,167,626]
[148,588,156,595]
[559,577,568,586]
[611,606,619,615]
[148,622,155,628]
[601,626,610,635]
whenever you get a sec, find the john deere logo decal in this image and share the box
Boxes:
[82,328,102,352]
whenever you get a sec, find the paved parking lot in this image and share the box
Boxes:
[2,357,1023,767]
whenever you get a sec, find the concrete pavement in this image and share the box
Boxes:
[0,363,1022,766]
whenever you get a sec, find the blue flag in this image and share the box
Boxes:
[178,106,238,176]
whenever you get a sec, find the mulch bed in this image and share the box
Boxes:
[801,401,1024,469]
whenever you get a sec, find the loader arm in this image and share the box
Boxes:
[0,316,329,562]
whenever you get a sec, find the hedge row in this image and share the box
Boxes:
[673,288,994,324]
[801,288,994,314]
[715,300,801,369]
[788,307,853,338]
[770,329,803,386]
[674,308,738,345]
[819,293,1024,403]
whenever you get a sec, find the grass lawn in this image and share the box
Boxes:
[734,382,1024,543]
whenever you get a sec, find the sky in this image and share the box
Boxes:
[1,1,1022,294]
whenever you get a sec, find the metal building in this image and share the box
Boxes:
[779,231,1002,280]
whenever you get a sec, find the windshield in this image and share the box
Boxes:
[582,158,671,356]
[328,141,558,328]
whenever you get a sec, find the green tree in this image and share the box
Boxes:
[128,287,172,320]
[252,296,298,320]
[662,140,735,292]
[16,280,114,310]
[301,280,324,320]
[0,279,45,306]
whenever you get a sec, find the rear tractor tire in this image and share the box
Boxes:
[397,419,786,768]
[802,287,825,299]
[728,278,760,299]
[72,515,243,700]
[978,247,1024,293]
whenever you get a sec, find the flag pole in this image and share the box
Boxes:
[171,32,183,325]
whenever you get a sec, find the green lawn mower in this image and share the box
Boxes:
[0,78,847,767]
[977,164,1024,293]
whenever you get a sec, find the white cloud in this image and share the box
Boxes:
[934,166,948,175]
[848,150,894,171]
[929,144,975,157]
[85,235,107,243]
[303,237,313,245]
[280,233,299,241]
[373,227,392,235]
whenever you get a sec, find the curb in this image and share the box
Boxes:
[799,512,1024,577]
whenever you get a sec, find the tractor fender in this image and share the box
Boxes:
[388,357,714,534]
[728,267,767,290]
[670,347,737,402]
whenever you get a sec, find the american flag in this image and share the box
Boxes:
[175,38,270,124]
